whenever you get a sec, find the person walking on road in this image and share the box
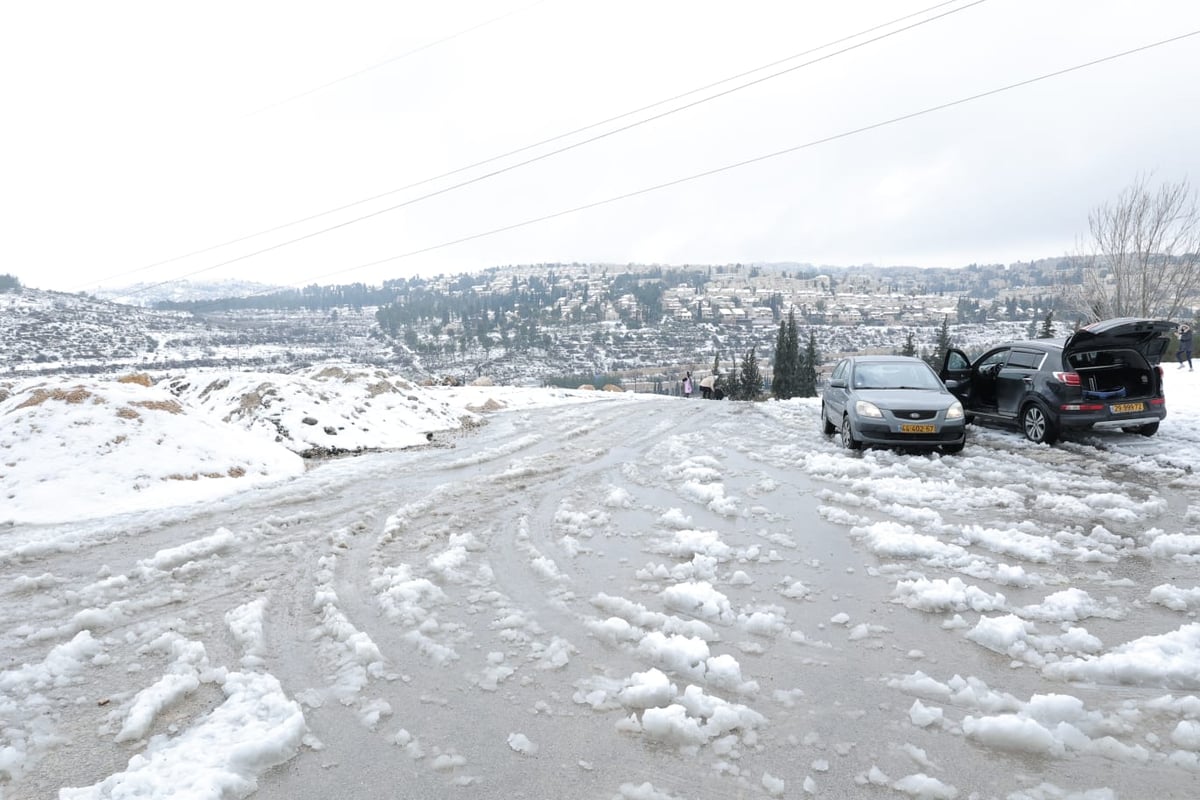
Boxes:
[682,371,694,397]
[1178,323,1194,371]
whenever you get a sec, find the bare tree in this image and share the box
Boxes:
[1072,174,1200,322]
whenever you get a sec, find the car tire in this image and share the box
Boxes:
[1127,421,1159,437]
[942,441,964,455]
[1020,403,1059,445]
[820,403,836,435]
[840,416,861,450]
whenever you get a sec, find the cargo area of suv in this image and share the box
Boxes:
[1068,347,1159,401]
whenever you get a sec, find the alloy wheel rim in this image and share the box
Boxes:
[1025,408,1046,441]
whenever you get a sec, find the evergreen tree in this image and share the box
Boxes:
[772,320,789,399]
[1037,310,1055,338]
[797,332,819,397]
[927,316,952,368]
[771,309,802,399]
[900,331,917,358]
[724,352,742,400]
[738,348,763,401]
[712,351,721,377]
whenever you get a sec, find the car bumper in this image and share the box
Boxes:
[854,420,966,447]
[1056,404,1166,430]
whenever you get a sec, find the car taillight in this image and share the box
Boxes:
[1061,403,1104,412]
[1052,371,1081,386]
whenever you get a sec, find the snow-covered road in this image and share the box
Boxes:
[5,384,1200,799]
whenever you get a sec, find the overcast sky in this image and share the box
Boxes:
[3,0,1199,294]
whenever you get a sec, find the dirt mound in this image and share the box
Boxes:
[466,397,507,413]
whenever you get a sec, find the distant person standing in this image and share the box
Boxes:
[682,371,693,397]
[699,373,716,399]
[1178,323,1194,371]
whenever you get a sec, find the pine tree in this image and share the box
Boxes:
[900,331,917,358]
[738,348,763,400]
[1037,310,1055,338]
[724,352,742,400]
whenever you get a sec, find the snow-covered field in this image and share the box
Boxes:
[1,365,1199,799]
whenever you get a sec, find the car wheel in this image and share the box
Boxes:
[1020,404,1058,445]
[840,416,861,450]
[820,403,836,435]
[1129,421,1159,437]
[941,441,964,455]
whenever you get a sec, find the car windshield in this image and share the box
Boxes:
[852,363,942,390]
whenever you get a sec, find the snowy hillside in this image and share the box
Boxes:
[0,366,627,524]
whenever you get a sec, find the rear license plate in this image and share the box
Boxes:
[900,424,936,433]
[1111,402,1145,413]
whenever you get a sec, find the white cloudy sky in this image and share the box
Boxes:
[2,0,1199,293]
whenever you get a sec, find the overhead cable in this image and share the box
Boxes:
[292,29,1200,284]
[83,0,984,292]
[245,0,550,118]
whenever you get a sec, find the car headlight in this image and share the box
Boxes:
[946,401,964,420]
[855,400,883,418]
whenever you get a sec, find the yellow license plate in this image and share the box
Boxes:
[900,424,936,433]
[1111,402,1145,413]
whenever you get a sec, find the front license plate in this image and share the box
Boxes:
[1111,402,1145,414]
[900,424,936,433]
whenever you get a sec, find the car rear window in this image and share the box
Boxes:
[1069,350,1135,369]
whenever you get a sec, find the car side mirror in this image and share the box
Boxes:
[829,378,847,389]
[944,379,961,390]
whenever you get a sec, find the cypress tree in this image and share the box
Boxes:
[928,316,952,368]
[798,331,819,397]
[771,309,802,399]
[772,320,789,399]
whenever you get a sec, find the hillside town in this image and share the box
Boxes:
[1,258,1187,391]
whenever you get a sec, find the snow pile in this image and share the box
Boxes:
[163,364,473,454]
[0,375,305,524]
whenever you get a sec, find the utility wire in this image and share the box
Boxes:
[289,29,1200,285]
[245,0,550,118]
[84,0,982,292]
[113,0,989,298]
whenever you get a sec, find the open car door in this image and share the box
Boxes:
[939,348,973,401]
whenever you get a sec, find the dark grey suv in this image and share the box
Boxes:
[939,317,1174,444]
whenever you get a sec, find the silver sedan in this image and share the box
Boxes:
[821,355,966,454]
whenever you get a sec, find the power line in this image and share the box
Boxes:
[291,29,1200,285]
[86,0,984,293]
[244,0,550,118]
[111,0,989,298]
